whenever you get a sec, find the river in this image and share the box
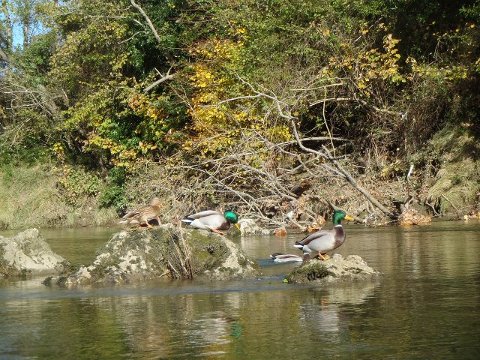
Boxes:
[1,220,479,359]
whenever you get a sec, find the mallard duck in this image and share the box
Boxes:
[294,209,354,260]
[270,253,303,263]
[181,210,239,235]
[119,197,162,228]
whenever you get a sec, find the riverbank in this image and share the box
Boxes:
[0,153,478,231]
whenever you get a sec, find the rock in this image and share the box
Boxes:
[398,208,432,226]
[237,218,271,236]
[306,215,326,233]
[273,226,287,236]
[0,229,67,278]
[53,224,258,287]
[285,254,380,284]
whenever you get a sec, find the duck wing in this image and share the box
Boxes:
[294,229,336,253]
[140,207,160,221]
[121,207,143,220]
[190,213,227,230]
[183,210,222,221]
[295,229,331,246]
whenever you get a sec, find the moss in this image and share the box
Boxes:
[0,260,32,279]
[55,225,257,285]
[187,230,229,272]
[0,247,17,278]
[285,262,333,284]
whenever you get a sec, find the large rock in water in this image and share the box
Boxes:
[0,229,67,278]
[285,254,380,284]
[55,224,258,287]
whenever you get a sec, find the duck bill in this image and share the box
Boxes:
[344,214,355,221]
[234,223,240,230]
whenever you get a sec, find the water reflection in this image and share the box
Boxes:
[0,221,479,359]
[299,283,377,341]
[71,288,247,358]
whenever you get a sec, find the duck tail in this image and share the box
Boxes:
[181,218,193,224]
[294,243,304,249]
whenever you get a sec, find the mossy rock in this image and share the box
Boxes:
[285,261,333,283]
[54,224,258,287]
[285,254,380,284]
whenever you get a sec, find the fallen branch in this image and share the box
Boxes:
[291,120,395,218]
[216,76,396,218]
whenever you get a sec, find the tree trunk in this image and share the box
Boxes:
[1,0,13,59]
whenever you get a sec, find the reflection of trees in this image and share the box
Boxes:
[342,223,480,358]
[3,222,479,358]
[343,224,480,278]
[12,297,129,359]
[299,283,377,346]
[107,290,246,358]
[400,227,479,278]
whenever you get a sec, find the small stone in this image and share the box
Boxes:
[273,227,287,236]
[237,219,272,236]
[398,208,432,226]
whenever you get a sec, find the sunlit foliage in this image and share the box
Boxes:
[0,0,478,215]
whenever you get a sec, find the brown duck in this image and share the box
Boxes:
[119,197,162,228]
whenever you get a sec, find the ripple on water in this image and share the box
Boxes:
[0,221,479,359]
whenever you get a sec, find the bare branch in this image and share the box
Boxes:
[143,67,175,93]
[130,0,162,44]
[309,97,353,107]
[291,81,345,91]
[216,76,396,218]
[291,119,394,217]
[128,2,176,92]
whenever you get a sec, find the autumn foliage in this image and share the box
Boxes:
[0,0,479,224]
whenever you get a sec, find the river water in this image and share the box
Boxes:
[1,221,479,359]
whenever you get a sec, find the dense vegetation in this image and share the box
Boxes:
[1,0,479,229]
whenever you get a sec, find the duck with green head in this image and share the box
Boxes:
[294,209,354,260]
[182,210,239,235]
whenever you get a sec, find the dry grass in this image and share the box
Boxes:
[0,165,117,230]
[426,126,480,215]
[0,166,66,229]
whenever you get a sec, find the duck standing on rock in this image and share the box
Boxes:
[182,210,239,235]
[119,197,162,228]
[294,210,354,261]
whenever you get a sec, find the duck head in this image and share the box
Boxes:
[150,197,162,207]
[224,210,239,224]
[332,210,354,225]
